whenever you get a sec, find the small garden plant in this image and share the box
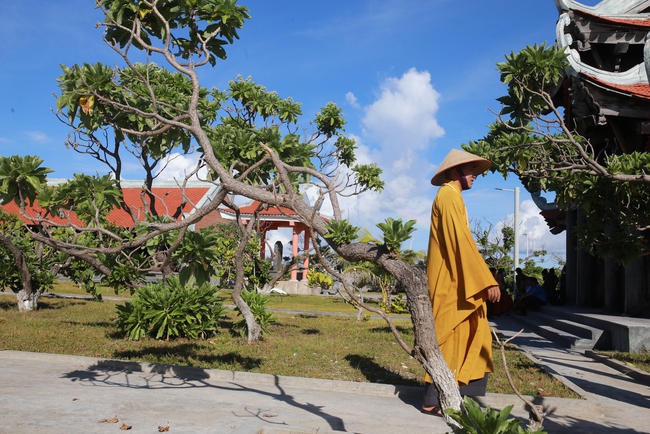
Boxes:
[115,277,225,341]
[233,289,276,337]
[445,397,546,434]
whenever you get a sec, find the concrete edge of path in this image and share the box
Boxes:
[0,349,599,419]
[584,349,650,387]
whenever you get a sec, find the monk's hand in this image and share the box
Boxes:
[487,285,500,303]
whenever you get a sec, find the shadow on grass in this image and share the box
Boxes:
[343,354,421,387]
[63,320,114,328]
[368,324,413,335]
[0,296,87,311]
[39,299,88,310]
[112,343,263,371]
[0,298,15,311]
[301,328,321,335]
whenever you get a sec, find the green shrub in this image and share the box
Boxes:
[306,270,333,290]
[115,277,225,340]
[445,397,546,434]
[233,289,276,337]
[390,293,408,314]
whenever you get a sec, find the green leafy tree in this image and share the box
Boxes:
[472,219,515,271]
[464,43,650,263]
[0,209,62,310]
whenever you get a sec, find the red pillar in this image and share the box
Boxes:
[301,227,310,280]
[290,222,299,280]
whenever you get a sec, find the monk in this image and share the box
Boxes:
[422,149,500,415]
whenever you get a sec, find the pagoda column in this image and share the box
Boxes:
[290,222,299,280]
[301,227,310,281]
[259,231,266,260]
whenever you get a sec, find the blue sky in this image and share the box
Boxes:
[0,0,565,265]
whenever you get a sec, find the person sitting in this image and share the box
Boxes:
[487,268,514,318]
[515,276,547,315]
[514,268,528,301]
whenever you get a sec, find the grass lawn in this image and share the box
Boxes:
[596,350,650,373]
[46,280,407,315]
[0,287,579,399]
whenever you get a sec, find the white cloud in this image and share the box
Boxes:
[312,69,446,246]
[362,68,444,159]
[491,199,566,266]
[344,69,442,243]
[345,91,359,108]
[24,131,50,144]
[156,153,208,181]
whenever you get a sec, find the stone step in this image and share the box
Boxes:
[533,310,604,341]
[507,311,606,350]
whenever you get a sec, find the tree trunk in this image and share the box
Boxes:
[0,234,38,312]
[16,289,40,312]
[231,289,262,343]
[336,243,463,424]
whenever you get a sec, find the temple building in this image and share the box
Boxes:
[537,0,650,315]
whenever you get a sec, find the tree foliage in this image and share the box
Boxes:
[464,43,650,263]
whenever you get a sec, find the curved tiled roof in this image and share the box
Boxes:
[582,73,650,99]
[577,8,650,27]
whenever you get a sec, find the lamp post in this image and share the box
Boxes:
[523,233,529,258]
[496,187,520,291]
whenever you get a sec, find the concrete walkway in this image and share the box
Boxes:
[489,315,650,433]
[1,305,649,433]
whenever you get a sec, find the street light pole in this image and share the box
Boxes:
[523,233,529,258]
[496,187,520,291]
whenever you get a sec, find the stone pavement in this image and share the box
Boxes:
[1,312,649,433]
[489,314,650,433]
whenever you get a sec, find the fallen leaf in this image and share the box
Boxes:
[537,388,551,396]
[158,422,170,432]
[99,416,119,423]
[262,414,277,418]
[72,398,79,401]
[120,422,132,430]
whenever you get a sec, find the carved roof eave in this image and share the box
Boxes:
[556,13,650,86]
[555,0,650,18]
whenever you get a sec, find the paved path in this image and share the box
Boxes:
[490,315,650,433]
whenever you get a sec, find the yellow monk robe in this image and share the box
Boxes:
[424,183,497,386]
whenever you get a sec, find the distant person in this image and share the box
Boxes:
[551,266,567,306]
[487,268,514,318]
[515,276,547,315]
[544,267,562,306]
[515,268,528,301]
[422,149,500,416]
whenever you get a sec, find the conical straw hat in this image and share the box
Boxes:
[430,149,492,186]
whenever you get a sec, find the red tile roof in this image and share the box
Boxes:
[222,200,299,217]
[582,73,650,100]
[577,9,650,28]
[1,185,212,228]
[110,186,211,226]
